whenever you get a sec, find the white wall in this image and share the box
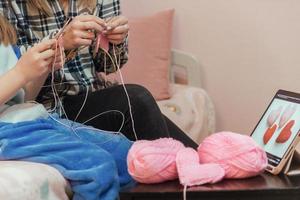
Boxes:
[121,0,300,135]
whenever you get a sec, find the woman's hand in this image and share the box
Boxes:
[15,39,56,83]
[104,16,129,45]
[62,15,106,50]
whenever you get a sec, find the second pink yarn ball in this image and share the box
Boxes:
[198,132,268,179]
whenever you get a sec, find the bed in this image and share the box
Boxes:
[158,49,215,143]
[0,49,215,200]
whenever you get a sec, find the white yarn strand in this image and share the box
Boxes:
[183,185,187,200]
[112,44,138,140]
[46,29,137,140]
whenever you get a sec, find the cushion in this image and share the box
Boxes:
[108,9,175,100]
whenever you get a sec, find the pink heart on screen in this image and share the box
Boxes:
[276,120,295,143]
[176,148,225,186]
[263,124,277,145]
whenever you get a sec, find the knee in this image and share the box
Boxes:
[126,84,153,98]
[125,84,157,109]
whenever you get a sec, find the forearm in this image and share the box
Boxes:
[24,72,49,101]
[0,68,26,106]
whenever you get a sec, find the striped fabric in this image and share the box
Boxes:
[0,0,128,110]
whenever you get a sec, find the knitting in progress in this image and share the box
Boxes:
[0,16,134,200]
[49,16,133,138]
[127,132,268,187]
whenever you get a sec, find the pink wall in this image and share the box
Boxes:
[121,0,300,134]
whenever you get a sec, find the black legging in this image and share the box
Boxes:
[63,84,198,149]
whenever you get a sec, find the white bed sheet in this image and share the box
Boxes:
[157,83,216,144]
[0,161,71,200]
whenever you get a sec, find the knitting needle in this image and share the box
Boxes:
[55,18,72,39]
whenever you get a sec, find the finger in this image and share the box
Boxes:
[105,16,116,24]
[43,59,53,67]
[105,17,118,29]
[106,16,128,29]
[54,62,63,70]
[106,33,127,41]
[48,59,63,68]
[107,39,123,45]
[54,51,64,61]
[54,55,63,64]
[76,15,106,26]
[35,39,57,53]
[104,24,129,35]
[74,30,96,40]
[51,42,59,50]
[77,21,105,33]
[40,49,55,60]
[47,59,63,70]
[75,38,93,46]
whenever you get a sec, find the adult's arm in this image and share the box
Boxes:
[92,0,129,74]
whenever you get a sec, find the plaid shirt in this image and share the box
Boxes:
[0,0,128,109]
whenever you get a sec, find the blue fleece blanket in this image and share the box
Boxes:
[0,117,135,200]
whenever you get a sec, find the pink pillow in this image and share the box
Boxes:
[108,9,174,100]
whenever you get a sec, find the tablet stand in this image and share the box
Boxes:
[283,144,300,176]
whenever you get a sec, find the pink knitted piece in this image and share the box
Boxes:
[95,33,109,53]
[198,132,268,179]
[176,148,225,186]
[127,138,185,184]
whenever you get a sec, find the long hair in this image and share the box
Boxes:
[0,15,17,46]
[27,0,96,16]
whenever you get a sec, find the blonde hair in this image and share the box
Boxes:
[27,0,96,16]
[0,15,17,46]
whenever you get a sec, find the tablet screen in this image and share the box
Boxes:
[251,91,300,166]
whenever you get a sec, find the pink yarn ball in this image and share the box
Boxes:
[197,132,268,179]
[127,138,185,183]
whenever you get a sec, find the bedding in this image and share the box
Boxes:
[0,161,70,200]
[157,83,216,144]
[0,117,134,200]
[0,83,214,200]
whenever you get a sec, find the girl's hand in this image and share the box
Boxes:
[50,44,66,72]
[15,39,56,83]
[62,15,106,50]
[103,16,129,45]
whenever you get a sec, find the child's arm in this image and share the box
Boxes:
[0,67,27,106]
[23,74,49,101]
[0,40,56,106]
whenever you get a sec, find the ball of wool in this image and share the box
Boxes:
[197,132,268,179]
[127,138,185,183]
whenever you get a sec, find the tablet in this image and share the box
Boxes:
[251,90,300,174]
